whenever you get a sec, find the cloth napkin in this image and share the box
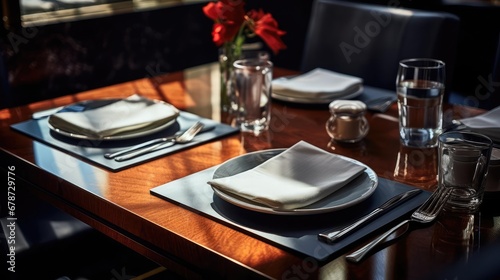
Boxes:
[272,68,363,99]
[460,105,500,143]
[208,141,366,210]
[48,94,179,138]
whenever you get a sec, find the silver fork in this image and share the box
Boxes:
[345,186,452,263]
[113,122,204,162]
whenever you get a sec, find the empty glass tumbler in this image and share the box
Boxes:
[438,131,493,212]
[233,59,273,133]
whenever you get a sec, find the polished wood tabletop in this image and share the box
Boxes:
[1,63,498,279]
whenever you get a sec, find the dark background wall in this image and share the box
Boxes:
[0,0,313,109]
[0,0,499,109]
[0,2,221,107]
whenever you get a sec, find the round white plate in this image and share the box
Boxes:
[272,86,363,104]
[48,98,179,141]
[212,149,378,215]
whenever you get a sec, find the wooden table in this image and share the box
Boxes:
[1,63,498,279]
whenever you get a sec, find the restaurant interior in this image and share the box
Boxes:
[1,0,499,109]
[1,0,499,279]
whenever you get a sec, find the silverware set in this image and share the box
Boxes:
[318,189,421,243]
[316,186,451,263]
[344,186,452,263]
[105,121,206,161]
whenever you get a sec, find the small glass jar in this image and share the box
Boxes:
[326,100,369,143]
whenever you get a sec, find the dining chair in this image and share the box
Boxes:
[301,0,460,98]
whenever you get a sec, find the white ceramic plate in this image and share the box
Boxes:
[212,149,378,215]
[272,86,363,104]
[47,98,179,141]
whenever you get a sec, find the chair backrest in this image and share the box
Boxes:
[301,0,460,94]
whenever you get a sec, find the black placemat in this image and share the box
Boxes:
[150,167,430,263]
[11,111,239,171]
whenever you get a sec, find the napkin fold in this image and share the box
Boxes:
[460,106,500,143]
[208,141,366,210]
[48,94,179,138]
[272,68,363,99]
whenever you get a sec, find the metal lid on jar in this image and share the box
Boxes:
[329,100,367,115]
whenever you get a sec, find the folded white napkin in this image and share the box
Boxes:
[208,141,366,210]
[272,68,363,99]
[48,94,179,138]
[460,106,500,143]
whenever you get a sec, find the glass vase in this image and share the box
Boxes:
[219,43,269,113]
[219,45,239,113]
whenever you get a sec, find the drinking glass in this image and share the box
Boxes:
[397,58,446,148]
[438,131,493,212]
[233,59,273,134]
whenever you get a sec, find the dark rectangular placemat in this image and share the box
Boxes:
[150,167,430,263]
[11,111,239,172]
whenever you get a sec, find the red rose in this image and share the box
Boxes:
[203,1,286,54]
[247,9,287,54]
[203,0,246,45]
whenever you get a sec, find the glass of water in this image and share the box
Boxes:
[233,59,273,134]
[396,58,446,148]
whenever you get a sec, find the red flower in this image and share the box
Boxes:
[203,0,246,46]
[203,1,286,54]
[247,9,287,54]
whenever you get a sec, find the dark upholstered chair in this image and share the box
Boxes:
[301,0,460,97]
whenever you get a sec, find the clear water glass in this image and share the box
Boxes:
[397,58,446,148]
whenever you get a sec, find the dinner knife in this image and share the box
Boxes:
[318,188,422,244]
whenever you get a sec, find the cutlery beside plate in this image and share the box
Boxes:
[318,189,421,243]
[111,122,208,161]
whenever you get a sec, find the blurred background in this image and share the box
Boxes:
[0,0,499,109]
